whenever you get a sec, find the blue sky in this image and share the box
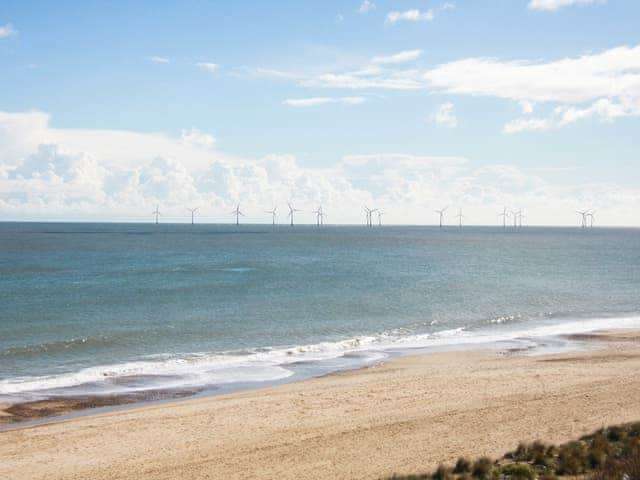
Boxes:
[1,0,639,224]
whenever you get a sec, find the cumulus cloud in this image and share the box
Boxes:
[0,23,17,38]
[386,9,434,24]
[1,110,638,225]
[180,127,216,150]
[196,62,219,74]
[431,102,458,128]
[528,0,605,12]
[519,100,535,115]
[358,1,376,13]
[283,97,366,107]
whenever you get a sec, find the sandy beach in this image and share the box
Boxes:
[1,330,639,480]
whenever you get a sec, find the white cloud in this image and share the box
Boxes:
[371,50,422,65]
[502,117,552,134]
[0,23,17,39]
[335,13,344,23]
[301,70,423,90]
[431,102,458,128]
[1,111,639,225]
[504,98,629,133]
[441,2,456,10]
[196,62,219,74]
[180,127,216,150]
[251,44,640,130]
[423,44,640,128]
[421,46,640,105]
[519,100,535,115]
[283,97,366,107]
[358,1,376,13]
[386,9,434,24]
[149,56,170,64]
[528,0,605,12]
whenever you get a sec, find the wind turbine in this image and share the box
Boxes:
[587,211,596,228]
[312,206,323,227]
[152,205,161,225]
[499,207,509,228]
[511,209,520,228]
[577,210,590,228]
[377,210,384,226]
[455,208,464,228]
[434,206,448,228]
[287,202,301,226]
[186,207,199,225]
[517,211,525,228]
[364,206,377,227]
[266,206,277,226]
[231,204,244,226]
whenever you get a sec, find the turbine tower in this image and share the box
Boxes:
[435,206,448,228]
[377,210,384,226]
[455,208,464,228]
[287,202,301,227]
[312,206,323,227]
[517,211,525,228]
[499,206,509,228]
[587,211,596,228]
[152,205,161,225]
[511,209,519,228]
[364,206,377,227]
[231,204,244,226]
[266,206,277,226]
[186,207,199,226]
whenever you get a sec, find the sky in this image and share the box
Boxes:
[0,0,639,225]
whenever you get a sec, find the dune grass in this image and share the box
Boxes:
[385,421,640,480]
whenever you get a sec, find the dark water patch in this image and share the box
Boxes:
[0,335,129,359]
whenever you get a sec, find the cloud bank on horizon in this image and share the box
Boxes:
[1,110,638,225]
[0,0,638,225]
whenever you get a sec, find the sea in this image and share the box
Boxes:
[1,223,639,408]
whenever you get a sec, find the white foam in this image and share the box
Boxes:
[1,314,639,397]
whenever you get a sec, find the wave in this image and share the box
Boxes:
[1,314,639,398]
[0,335,127,359]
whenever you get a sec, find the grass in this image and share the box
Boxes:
[384,421,640,480]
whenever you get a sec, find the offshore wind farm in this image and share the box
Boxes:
[141,202,597,229]
[2,2,640,479]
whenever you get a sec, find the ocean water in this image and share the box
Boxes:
[1,223,639,404]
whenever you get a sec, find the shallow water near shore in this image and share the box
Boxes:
[1,223,639,412]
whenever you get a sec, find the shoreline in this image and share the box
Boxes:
[0,316,640,432]
[1,329,639,479]
[0,325,613,430]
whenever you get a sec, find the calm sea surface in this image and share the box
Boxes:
[1,223,639,403]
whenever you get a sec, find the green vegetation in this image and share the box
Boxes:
[384,421,640,480]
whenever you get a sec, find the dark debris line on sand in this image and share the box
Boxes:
[0,389,199,425]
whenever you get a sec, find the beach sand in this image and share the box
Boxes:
[1,330,639,480]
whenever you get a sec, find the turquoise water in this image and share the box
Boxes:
[1,223,639,402]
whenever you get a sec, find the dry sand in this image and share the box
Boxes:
[1,330,640,480]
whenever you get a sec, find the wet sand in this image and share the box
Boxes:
[1,330,639,480]
[0,389,198,425]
